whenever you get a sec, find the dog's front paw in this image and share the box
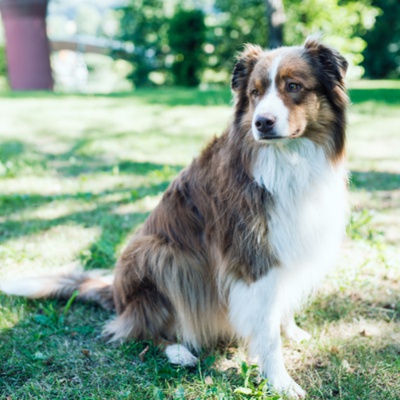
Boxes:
[164,344,198,367]
[269,373,306,399]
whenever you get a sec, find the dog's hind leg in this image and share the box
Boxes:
[103,284,175,342]
[164,343,198,367]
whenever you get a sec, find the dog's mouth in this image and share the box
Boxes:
[259,135,287,141]
[255,130,302,143]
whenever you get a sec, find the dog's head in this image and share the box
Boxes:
[231,37,348,160]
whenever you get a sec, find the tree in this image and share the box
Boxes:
[115,0,169,86]
[283,0,379,77]
[210,0,268,75]
[0,0,53,90]
[168,8,206,86]
[362,0,400,78]
[209,0,379,80]
[266,0,285,48]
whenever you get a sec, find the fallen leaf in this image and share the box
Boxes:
[330,346,339,354]
[81,349,91,357]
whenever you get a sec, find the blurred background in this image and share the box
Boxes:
[0,0,398,92]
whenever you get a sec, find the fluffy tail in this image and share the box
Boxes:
[0,266,115,311]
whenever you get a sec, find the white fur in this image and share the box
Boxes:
[253,138,347,292]
[0,277,51,298]
[252,56,290,140]
[229,271,306,398]
[164,344,198,367]
[229,138,347,398]
[0,269,113,298]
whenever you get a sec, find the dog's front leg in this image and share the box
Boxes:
[253,312,305,398]
[229,273,306,399]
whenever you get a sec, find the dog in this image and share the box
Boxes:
[1,37,348,398]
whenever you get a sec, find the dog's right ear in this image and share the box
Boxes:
[231,44,263,92]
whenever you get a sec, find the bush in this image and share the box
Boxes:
[362,0,400,78]
[168,8,206,86]
[0,45,7,77]
[115,0,169,87]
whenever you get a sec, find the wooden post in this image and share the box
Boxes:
[0,0,53,90]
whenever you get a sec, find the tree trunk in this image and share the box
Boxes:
[0,0,53,90]
[266,0,285,49]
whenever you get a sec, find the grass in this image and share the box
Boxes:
[0,80,399,399]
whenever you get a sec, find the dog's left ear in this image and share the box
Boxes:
[304,37,348,87]
[231,44,263,92]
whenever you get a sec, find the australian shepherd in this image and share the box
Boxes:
[2,37,349,398]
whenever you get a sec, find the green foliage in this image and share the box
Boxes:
[346,209,376,242]
[34,291,79,330]
[0,45,7,77]
[209,0,268,74]
[0,45,8,90]
[168,8,206,86]
[210,0,379,79]
[362,0,400,78]
[115,0,384,84]
[234,362,280,399]
[75,4,102,36]
[116,0,169,86]
[284,0,379,75]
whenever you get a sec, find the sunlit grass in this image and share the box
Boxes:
[0,82,399,399]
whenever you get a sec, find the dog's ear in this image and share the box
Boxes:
[231,44,263,92]
[304,36,348,87]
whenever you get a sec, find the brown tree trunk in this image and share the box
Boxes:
[266,0,285,49]
[0,0,53,91]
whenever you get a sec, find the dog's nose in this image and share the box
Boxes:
[255,114,276,133]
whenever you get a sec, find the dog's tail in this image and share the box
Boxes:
[0,265,115,311]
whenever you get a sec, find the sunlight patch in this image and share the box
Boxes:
[0,225,100,277]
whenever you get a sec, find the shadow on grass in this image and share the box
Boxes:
[300,332,400,400]
[1,134,185,179]
[0,87,233,107]
[0,180,176,268]
[0,140,27,161]
[306,291,399,327]
[350,170,400,191]
[0,290,398,399]
[349,87,400,105]
[0,297,245,399]
[125,87,232,106]
[0,138,181,270]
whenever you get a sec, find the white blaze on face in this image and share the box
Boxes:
[252,56,290,141]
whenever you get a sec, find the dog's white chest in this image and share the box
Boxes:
[252,139,347,271]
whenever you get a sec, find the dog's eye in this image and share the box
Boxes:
[286,82,302,93]
[251,89,260,97]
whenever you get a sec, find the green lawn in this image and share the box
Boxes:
[0,82,399,399]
